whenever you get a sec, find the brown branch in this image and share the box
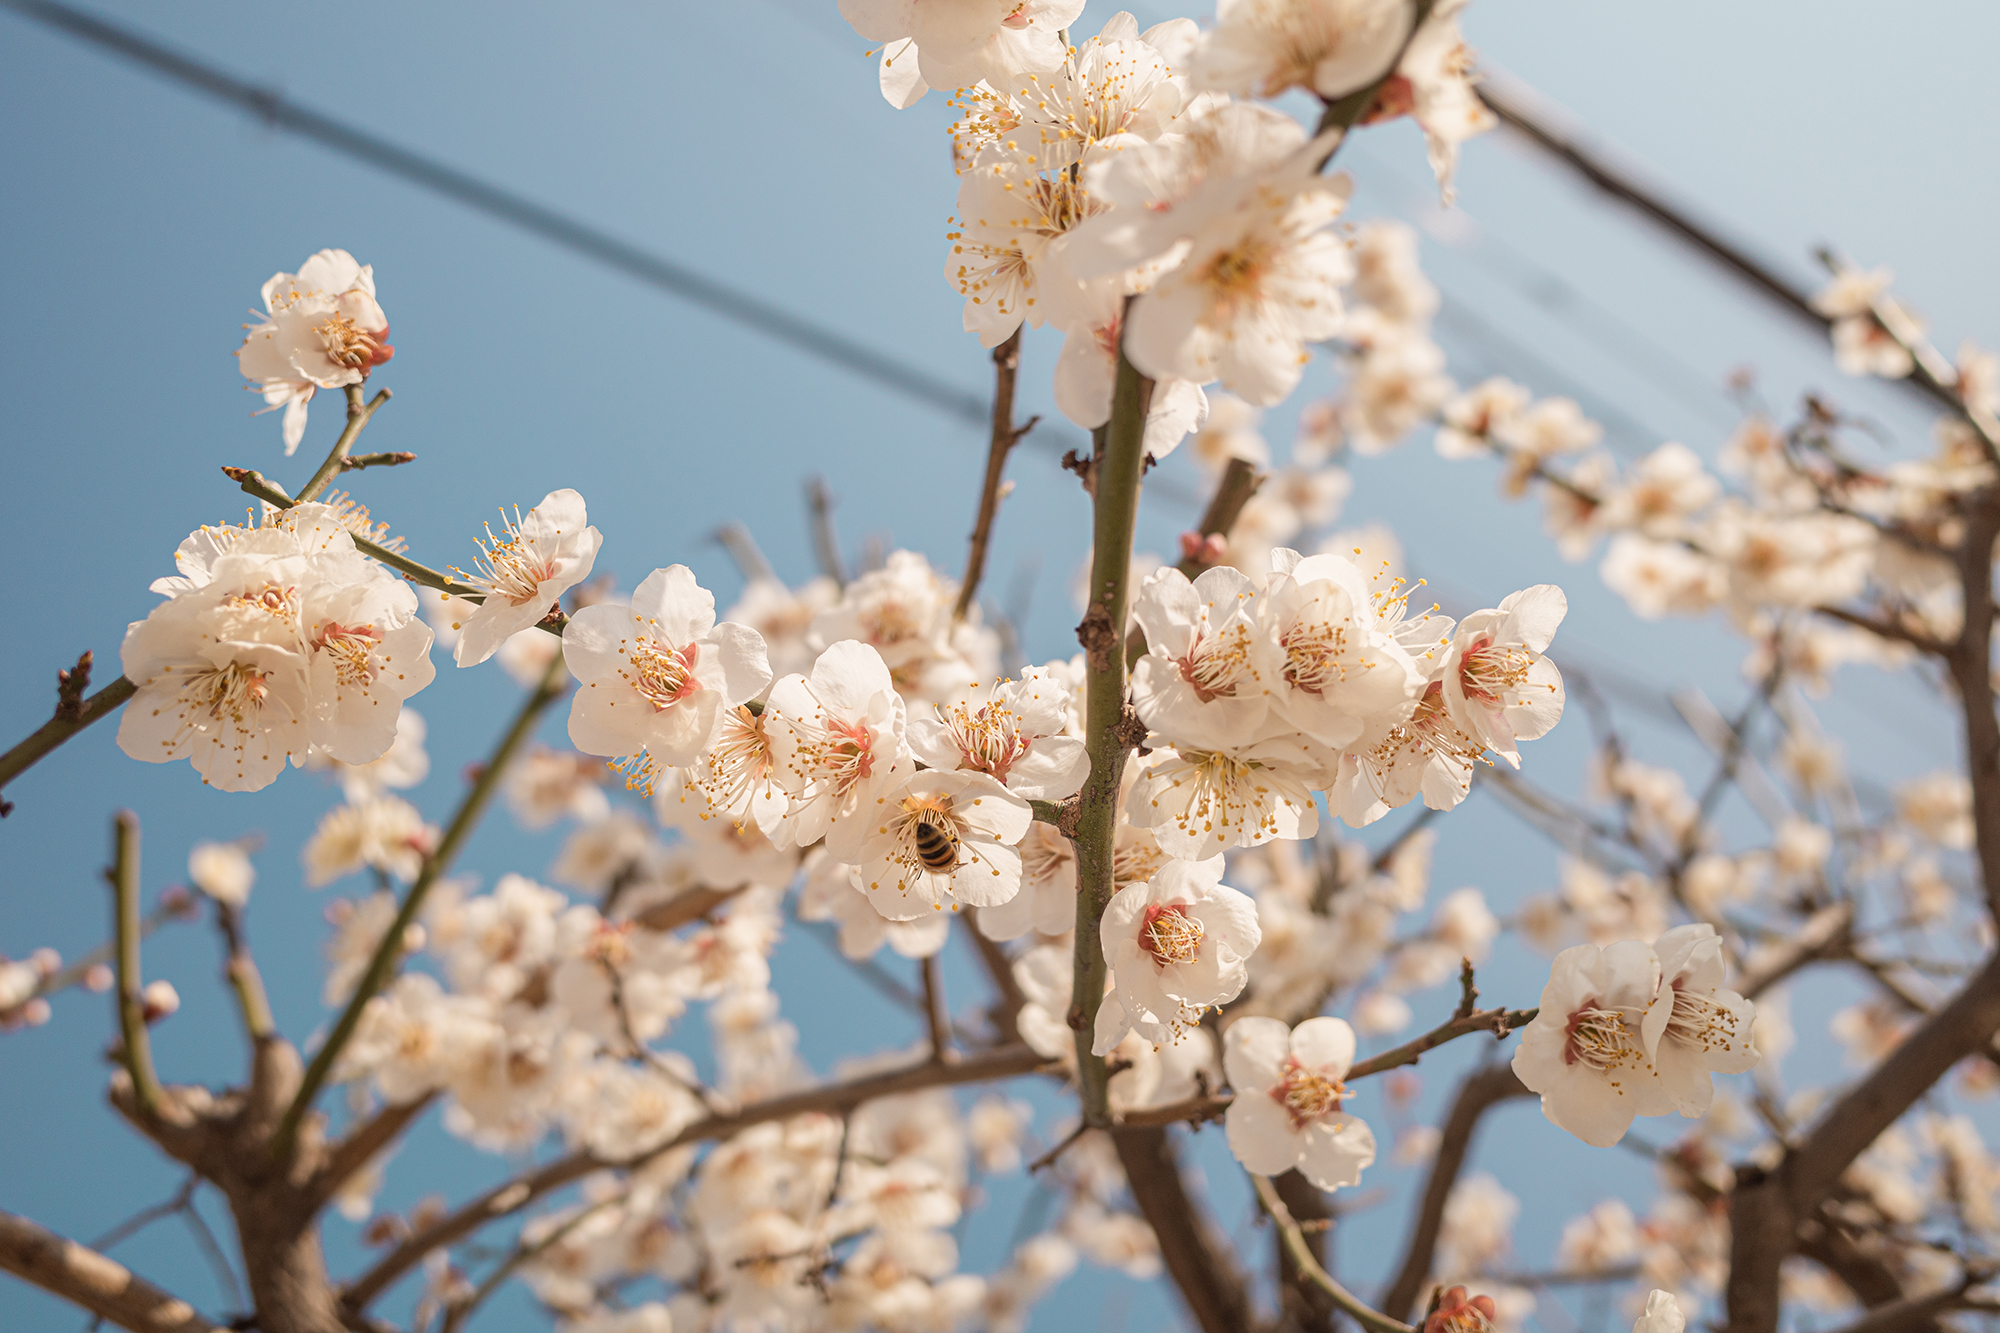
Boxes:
[1380,1065,1531,1321]
[297,385,392,503]
[967,927,1028,1043]
[1739,902,1854,1000]
[631,883,745,933]
[1812,604,1950,656]
[1112,1125,1254,1333]
[343,1043,1054,1311]
[339,451,415,473]
[1811,1274,1997,1333]
[956,327,1035,620]
[307,1094,438,1213]
[0,1208,220,1333]
[1117,1004,1537,1130]
[920,954,954,1061]
[214,901,275,1044]
[0,673,138,814]
[1252,1172,1414,1333]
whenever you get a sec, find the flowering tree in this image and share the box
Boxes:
[2,5,1998,1333]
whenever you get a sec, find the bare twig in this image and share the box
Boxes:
[0,674,139,814]
[713,523,775,583]
[4,896,191,1022]
[343,1043,1054,1311]
[0,1207,220,1333]
[967,927,1028,1043]
[308,1094,439,1213]
[630,883,746,933]
[920,954,954,1062]
[1252,1173,1415,1333]
[213,901,275,1044]
[339,451,415,473]
[108,811,163,1121]
[273,655,567,1162]
[806,477,847,589]
[55,649,93,722]
[956,327,1036,620]
[297,385,393,503]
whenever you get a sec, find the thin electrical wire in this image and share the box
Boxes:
[0,0,991,428]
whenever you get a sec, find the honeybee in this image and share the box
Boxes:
[913,816,961,873]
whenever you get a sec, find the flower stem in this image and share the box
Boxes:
[269,654,567,1162]
[1067,346,1151,1125]
[108,811,164,1121]
[296,385,391,504]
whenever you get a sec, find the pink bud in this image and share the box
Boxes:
[84,964,115,993]
[21,998,50,1027]
[28,948,61,977]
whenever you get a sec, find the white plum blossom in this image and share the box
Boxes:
[765,640,912,860]
[1122,142,1353,405]
[908,667,1088,801]
[236,249,391,453]
[1193,0,1412,101]
[976,820,1077,941]
[1255,548,1425,748]
[1633,1291,1686,1333]
[1440,584,1567,767]
[452,490,602,668]
[303,795,435,887]
[854,771,1032,920]
[562,565,772,772]
[798,850,949,959]
[1646,924,1759,1117]
[1511,940,1671,1147]
[839,0,1085,105]
[1127,736,1328,859]
[188,841,255,908]
[1222,1015,1378,1190]
[1094,858,1260,1052]
[1130,564,1271,750]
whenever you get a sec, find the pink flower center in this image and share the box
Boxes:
[1269,1057,1345,1129]
[1139,903,1203,965]
[632,639,702,710]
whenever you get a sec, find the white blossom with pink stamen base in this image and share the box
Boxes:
[236,249,392,454]
[451,489,602,668]
[1440,584,1567,767]
[1222,1014,1378,1191]
[1093,857,1260,1054]
[1644,924,1760,1117]
[1511,939,1673,1148]
[1130,564,1272,752]
[854,770,1032,920]
[764,639,912,861]
[562,565,773,771]
[908,666,1088,802]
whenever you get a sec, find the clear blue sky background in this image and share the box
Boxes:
[2,2,1996,1330]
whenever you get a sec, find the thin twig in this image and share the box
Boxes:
[297,385,392,503]
[343,1043,1054,1312]
[340,450,415,473]
[920,954,954,1062]
[713,523,776,583]
[108,811,163,1121]
[213,901,274,1043]
[1252,1173,1415,1333]
[956,327,1034,620]
[806,477,847,590]
[0,675,139,813]
[272,655,567,1162]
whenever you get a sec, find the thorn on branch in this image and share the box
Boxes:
[55,652,93,723]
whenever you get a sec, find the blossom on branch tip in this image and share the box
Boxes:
[236,248,391,454]
[1222,1014,1377,1190]
[764,639,912,859]
[451,489,602,668]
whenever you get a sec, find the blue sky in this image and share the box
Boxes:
[1,1,1995,1329]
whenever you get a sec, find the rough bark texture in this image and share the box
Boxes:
[1112,1125,1254,1333]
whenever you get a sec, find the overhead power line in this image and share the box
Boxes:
[0,0,990,429]
[1474,70,1964,419]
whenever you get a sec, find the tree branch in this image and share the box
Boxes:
[1068,344,1152,1125]
[1252,1172,1414,1333]
[921,954,954,1061]
[343,1043,1054,1311]
[297,385,392,504]
[0,1208,220,1333]
[272,657,567,1162]
[1380,1065,1531,1321]
[108,811,164,1121]
[306,1094,438,1214]
[956,326,1034,620]
[0,673,139,813]
[1113,1125,1254,1333]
